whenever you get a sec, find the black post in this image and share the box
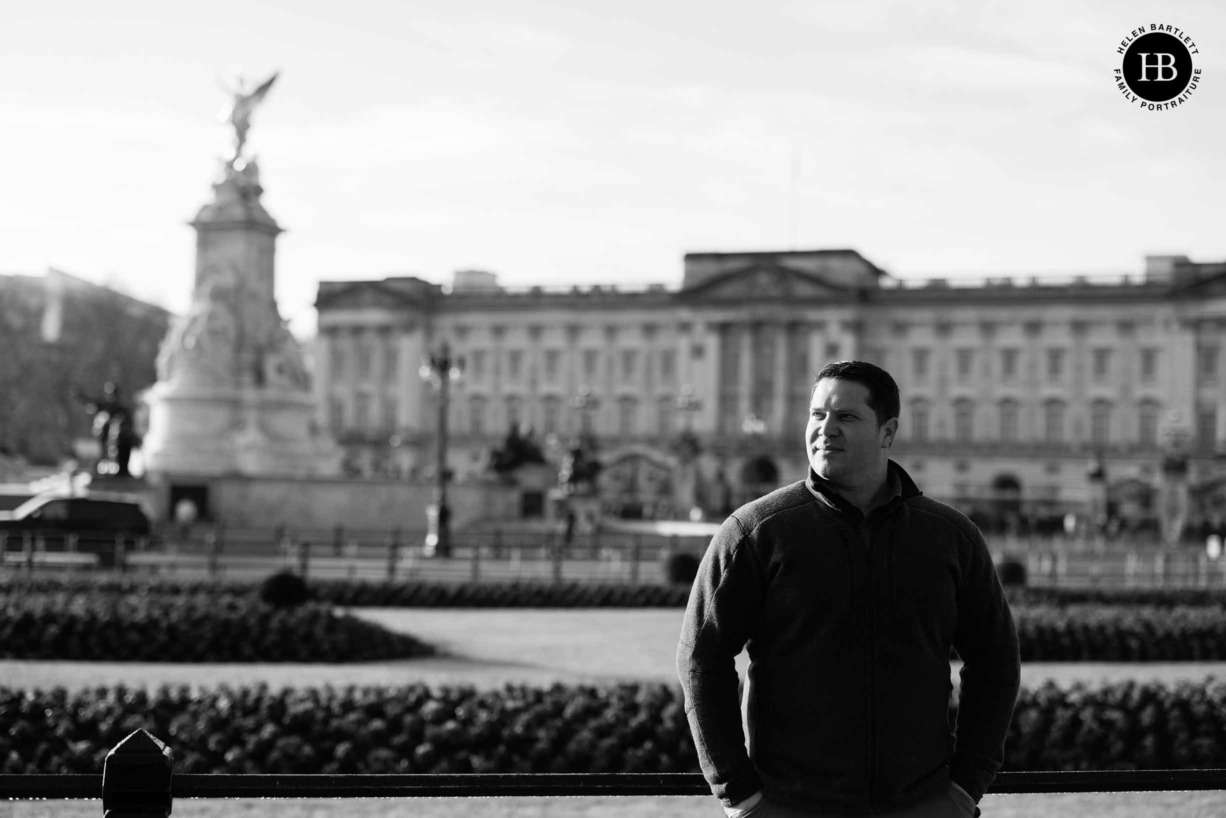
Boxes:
[630,534,642,585]
[333,524,344,557]
[114,534,127,574]
[101,729,173,818]
[298,541,311,578]
[387,527,401,580]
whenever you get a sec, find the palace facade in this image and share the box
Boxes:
[313,249,1226,533]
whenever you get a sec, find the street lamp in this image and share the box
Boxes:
[571,384,601,437]
[419,341,463,557]
[675,384,702,430]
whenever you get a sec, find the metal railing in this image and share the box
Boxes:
[4,525,1226,589]
[2,730,1225,816]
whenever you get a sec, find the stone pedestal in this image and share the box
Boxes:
[141,160,342,479]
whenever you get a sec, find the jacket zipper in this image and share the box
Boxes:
[863,521,878,809]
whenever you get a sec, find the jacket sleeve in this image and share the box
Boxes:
[949,525,1021,803]
[676,515,766,807]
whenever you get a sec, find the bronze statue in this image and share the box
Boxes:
[74,382,138,477]
[220,71,279,166]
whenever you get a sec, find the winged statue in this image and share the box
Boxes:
[220,71,279,165]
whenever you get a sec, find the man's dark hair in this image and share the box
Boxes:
[812,360,900,427]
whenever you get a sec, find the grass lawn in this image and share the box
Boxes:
[3,608,1224,691]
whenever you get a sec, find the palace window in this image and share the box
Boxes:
[1138,401,1161,447]
[657,396,674,437]
[954,399,974,443]
[469,350,486,381]
[1090,400,1112,446]
[330,344,345,378]
[355,393,371,432]
[1000,349,1019,382]
[909,399,929,443]
[329,396,344,433]
[583,349,600,379]
[505,395,522,430]
[507,350,524,382]
[1046,348,1065,381]
[999,399,1019,443]
[621,349,638,381]
[383,397,398,432]
[1198,406,1218,450]
[1199,345,1220,384]
[468,396,486,437]
[1044,400,1064,444]
[955,349,974,381]
[384,345,399,381]
[542,396,561,435]
[912,348,930,381]
[1091,348,1112,382]
[618,396,638,438]
[357,343,373,381]
[543,349,561,382]
[659,349,676,381]
[1139,348,1158,383]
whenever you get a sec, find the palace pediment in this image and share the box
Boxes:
[678,261,849,303]
[315,281,423,311]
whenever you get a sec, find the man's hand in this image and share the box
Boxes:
[724,790,764,818]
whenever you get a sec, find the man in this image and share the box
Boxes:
[677,361,1020,818]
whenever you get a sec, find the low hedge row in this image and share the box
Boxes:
[1016,605,1226,662]
[6,575,1226,610]
[2,576,694,608]
[0,594,433,663]
[3,678,1225,775]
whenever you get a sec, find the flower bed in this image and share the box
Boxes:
[1015,605,1226,662]
[0,593,432,663]
[2,678,1224,775]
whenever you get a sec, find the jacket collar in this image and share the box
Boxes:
[805,459,922,520]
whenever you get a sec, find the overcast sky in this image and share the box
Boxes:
[3,0,1223,335]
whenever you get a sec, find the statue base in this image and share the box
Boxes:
[141,381,342,478]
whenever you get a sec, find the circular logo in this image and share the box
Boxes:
[1113,25,1202,110]
[1122,33,1193,101]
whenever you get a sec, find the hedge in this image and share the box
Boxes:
[6,575,1226,610]
[1015,605,1226,662]
[0,594,433,663]
[3,679,1225,775]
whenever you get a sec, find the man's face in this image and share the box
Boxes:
[806,378,897,488]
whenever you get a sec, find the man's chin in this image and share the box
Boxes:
[809,461,840,480]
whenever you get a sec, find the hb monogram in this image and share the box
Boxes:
[1137,53,1178,81]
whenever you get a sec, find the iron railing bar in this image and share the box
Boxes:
[5,770,1226,800]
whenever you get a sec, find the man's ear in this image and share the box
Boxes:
[882,418,899,448]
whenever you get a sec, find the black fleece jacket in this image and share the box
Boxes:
[676,461,1020,816]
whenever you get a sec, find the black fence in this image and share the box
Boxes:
[4,524,1226,589]
[3,730,1225,816]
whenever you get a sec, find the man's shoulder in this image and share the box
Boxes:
[906,495,981,542]
[729,481,813,533]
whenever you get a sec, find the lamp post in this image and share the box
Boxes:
[571,383,601,438]
[675,384,702,431]
[674,385,704,521]
[419,341,463,557]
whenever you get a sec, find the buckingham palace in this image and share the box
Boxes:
[312,249,1226,535]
